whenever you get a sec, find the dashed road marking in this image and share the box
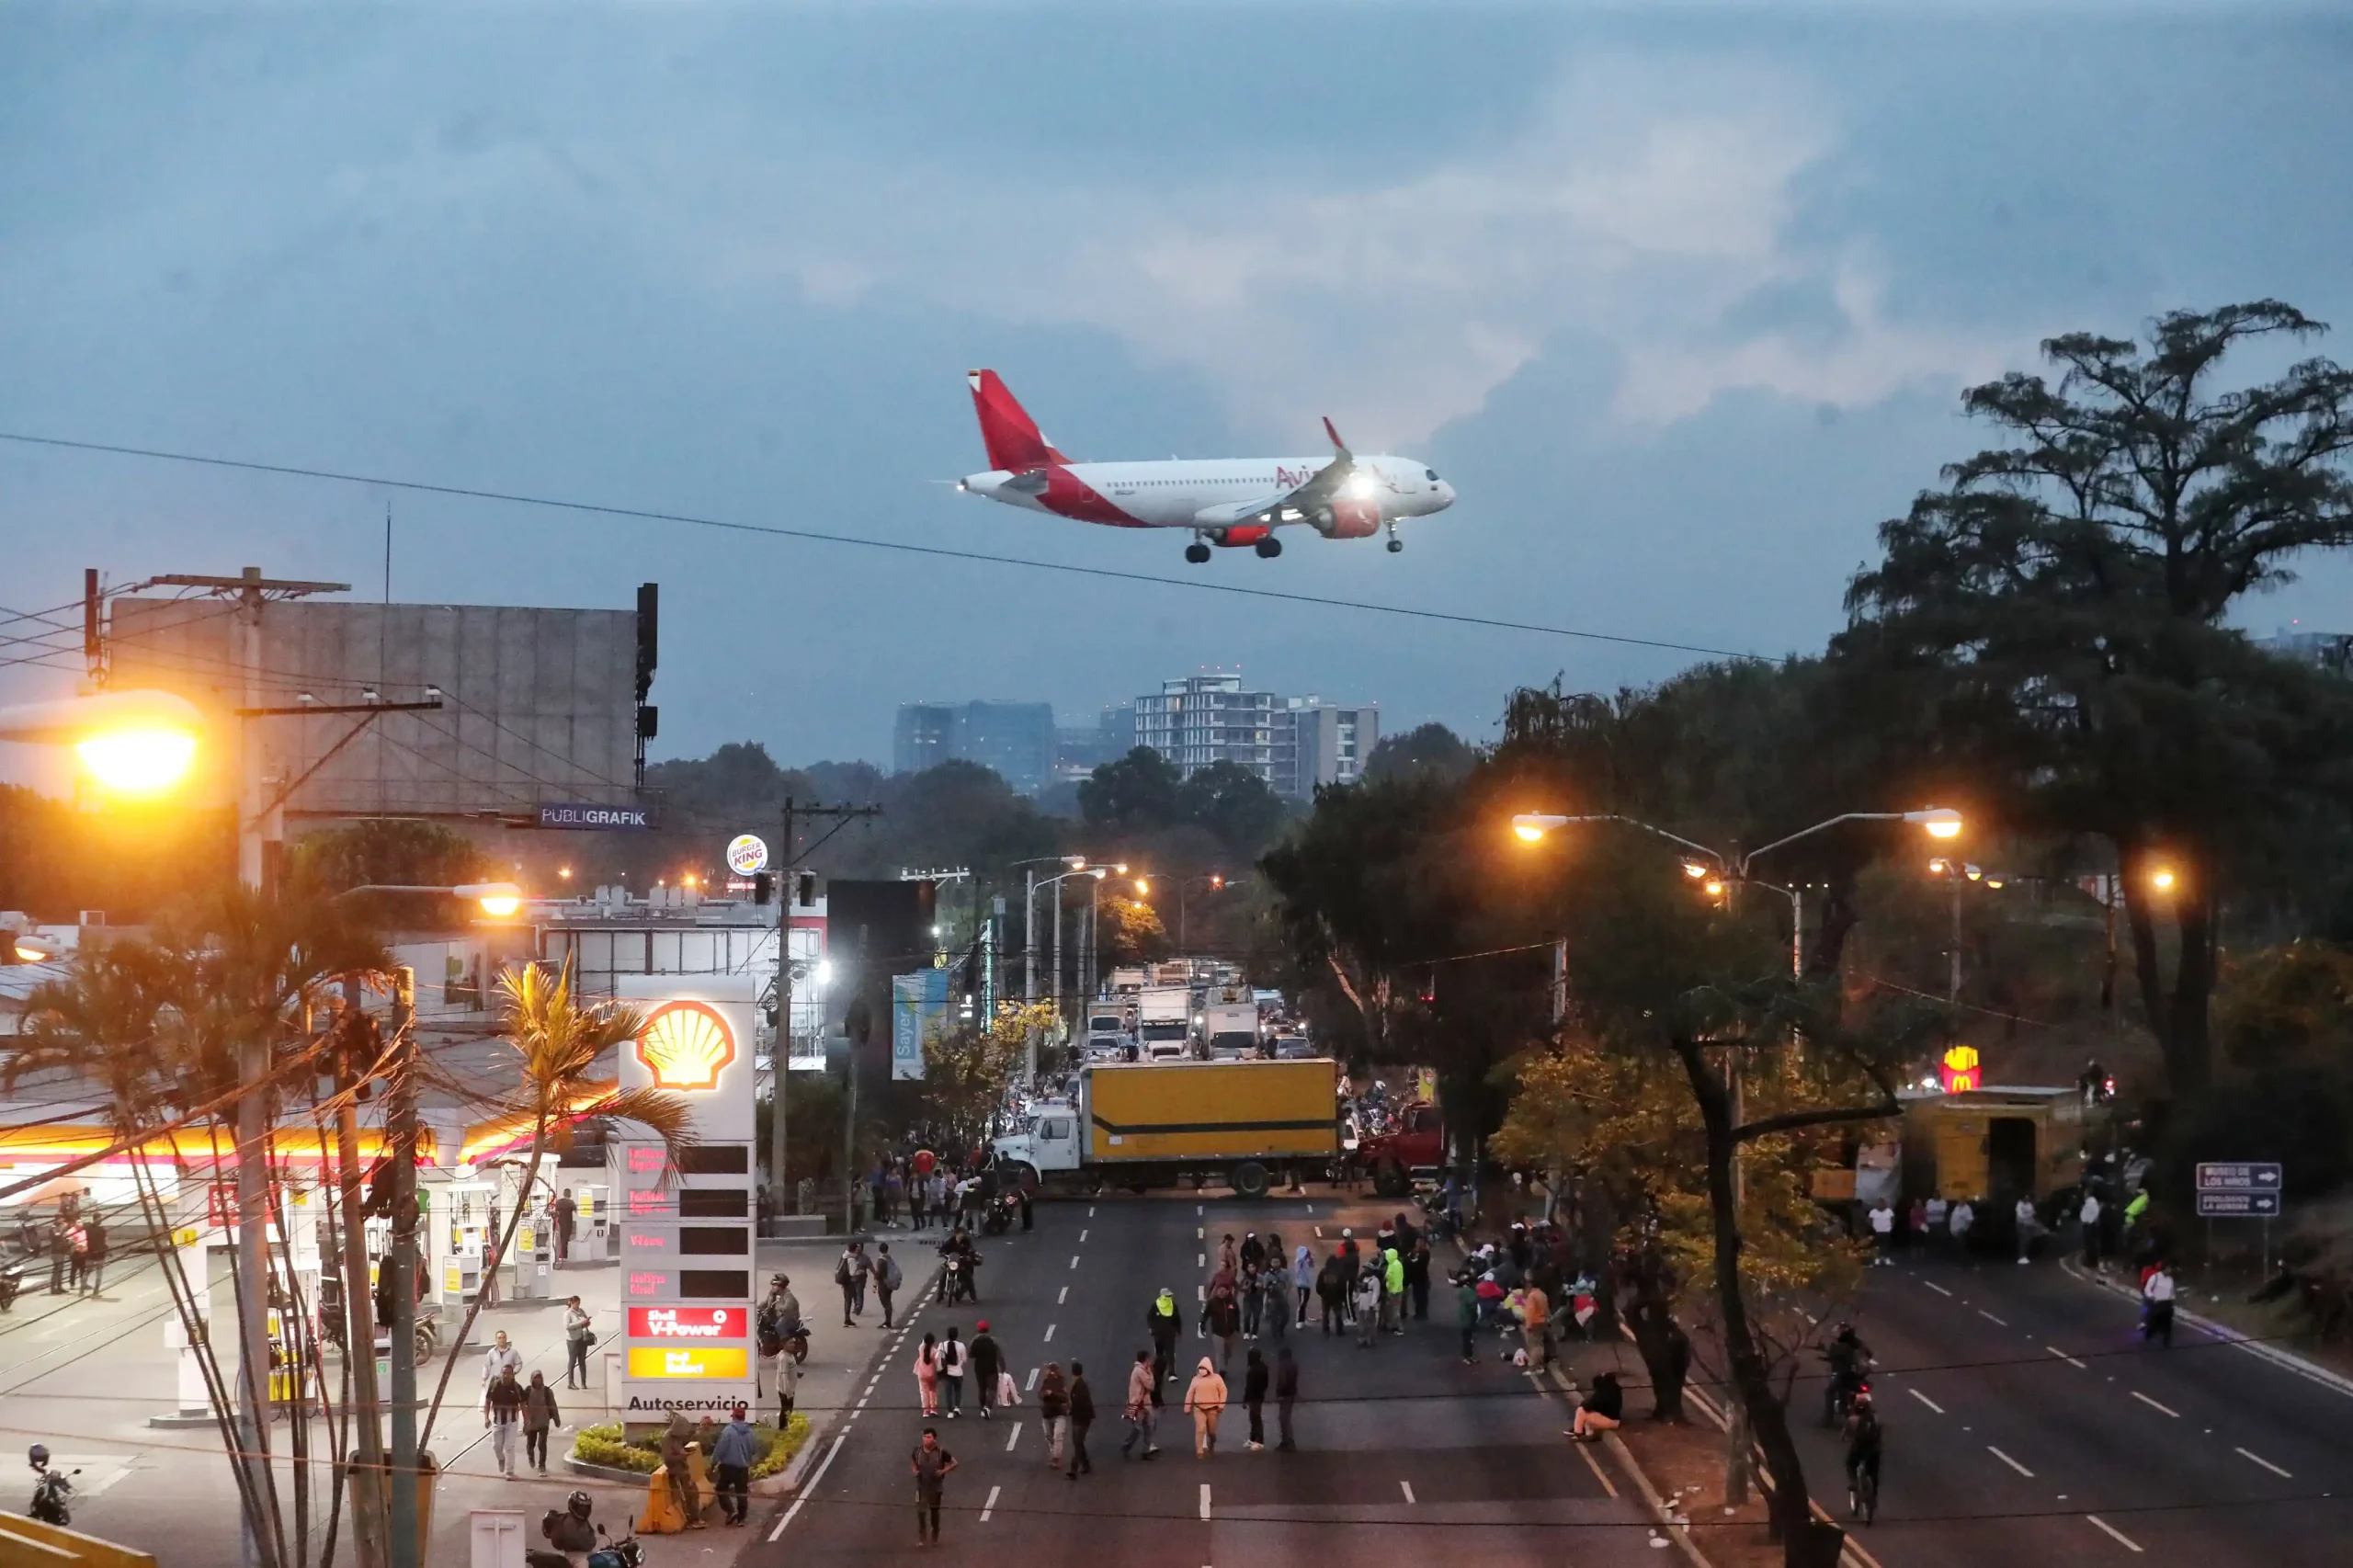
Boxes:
[1314,1225,1324,1239]
[1400,1480,1415,1504]
[2047,1346,2086,1369]
[1081,1229,1089,1243]
[1058,1286,1068,1305]
[2236,1447,2292,1479]
[1006,1421,1023,1451]
[981,1484,1001,1522]
[1198,1227,1204,1239]
[1199,1483,1211,1519]
[2086,1515,2143,1553]
[1089,1206,1097,1217]
[1198,1204,1204,1216]
[1988,1446,2035,1478]
[1908,1389,1946,1415]
[1923,1280,1953,1297]
[1027,1366,1040,1391]
[1044,1324,1056,1342]
[769,1434,847,1539]
[1978,1309,2009,1327]
[1071,1256,1081,1269]
[1199,1253,1206,1268]
[2130,1392,2178,1418]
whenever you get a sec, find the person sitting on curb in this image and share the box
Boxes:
[1565,1370,1623,1443]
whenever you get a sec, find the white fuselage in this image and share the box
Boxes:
[961,453,1456,534]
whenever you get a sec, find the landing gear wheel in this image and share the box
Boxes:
[1185,542,1211,564]
[1231,1160,1270,1199]
[1254,537,1282,559]
[1386,537,1404,553]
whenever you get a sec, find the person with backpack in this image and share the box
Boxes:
[873,1243,904,1329]
[938,1327,967,1416]
[969,1320,1003,1419]
[836,1241,868,1325]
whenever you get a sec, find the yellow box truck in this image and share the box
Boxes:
[990,1059,1340,1199]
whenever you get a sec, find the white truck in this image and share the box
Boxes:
[1084,1002,1132,1059]
[1136,985,1194,1060]
[1204,1001,1260,1058]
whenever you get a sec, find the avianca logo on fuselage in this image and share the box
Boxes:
[1274,463,1316,488]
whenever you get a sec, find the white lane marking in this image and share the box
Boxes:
[1908,1389,1946,1415]
[769,1434,847,1539]
[1199,1482,1211,1519]
[1071,1255,1081,1269]
[1199,1253,1206,1268]
[2130,1392,2179,1418]
[2236,1447,2293,1478]
[1979,1309,2009,1327]
[1080,1229,1089,1243]
[2086,1515,2143,1553]
[980,1483,1001,1522]
[1400,1480,1415,1504]
[1027,1366,1040,1391]
[1197,1285,1206,1301]
[2048,1346,2087,1369]
[1314,1226,1324,1239]
[1089,1206,1097,1217]
[1988,1446,2035,1478]
[1923,1280,1953,1297]
[1044,1324,1056,1342]
[1058,1286,1068,1305]
[856,1394,870,1411]
[1006,1421,1023,1451]
[1197,1204,1204,1215]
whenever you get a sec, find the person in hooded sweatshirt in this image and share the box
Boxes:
[1146,1287,1185,1403]
[1291,1244,1315,1328]
[1242,1347,1269,1450]
[1185,1357,1228,1458]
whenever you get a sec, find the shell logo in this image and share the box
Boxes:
[634,1001,738,1092]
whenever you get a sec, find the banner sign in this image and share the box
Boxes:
[892,969,949,1081]
[538,801,654,830]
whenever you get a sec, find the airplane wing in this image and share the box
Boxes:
[1192,417,1365,531]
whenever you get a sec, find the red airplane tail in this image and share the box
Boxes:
[967,369,1069,472]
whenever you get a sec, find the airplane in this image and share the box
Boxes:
[957,369,1456,562]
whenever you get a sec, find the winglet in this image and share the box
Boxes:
[1323,416,1347,453]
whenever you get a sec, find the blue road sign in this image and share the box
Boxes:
[2196,1162,2283,1191]
[2196,1191,2282,1218]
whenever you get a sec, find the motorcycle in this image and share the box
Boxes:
[0,1258,25,1312]
[528,1523,642,1568]
[758,1310,811,1368]
[30,1464,77,1528]
[1820,1351,1874,1427]
[980,1192,1018,1237]
[938,1251,978,1305]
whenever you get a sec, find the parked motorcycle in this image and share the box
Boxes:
[0,1258,26,1312]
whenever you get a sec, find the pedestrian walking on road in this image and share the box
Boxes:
[916,1333,941,1415]
[911,1427,958,1547]
[1382,1246,1406,1334]
[1925,1194,1949,1254]
[1336,1230,1361,1322]
[1316,1254,1347,1335]
[1406,1235,1431,1320]
[563,1295,594,1389]
[1240,1256,1263,1339]
[552,1187,576,1264]
[939,1327,967,1416]
[485,1367,526,1477]
[481,1330,523,1415]
[1122,1351,1161,1460]
[1066,1361,1095,1477]
[2142,1260,2177,1346]
[1292,1244,1314,1328]
[1354,1269,1381,1347]
[1218,1233,1238,1276]
[970,1321,1003,1418]
[2080,1191,2105,1272]
[1949,1199,1975,1256]
[874,1243,903,1328]
[1455,1271,1480,1363]
[1185,1358,1228,1457]
[1207,1279,1242,1370]
[837,1240,868,1324]
[1274,1345,1299,1450]
[712,1403,757,1525]
[78,1219,107,1295]
[775,1328,801,1428]
[46,1221,69,1295]
[2014,1196,2040,1264]
[1147,1288,1185,1403]
[522,1370,562,1474]
[1242,1347,1267,1450]
[1040,1361,1070,1467]
[1868,1199,1896,1266]
[1518,1278,1552,1371]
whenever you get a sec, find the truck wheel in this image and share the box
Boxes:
[1373,1160,1409,1199]
[1232,1161,1270,1199]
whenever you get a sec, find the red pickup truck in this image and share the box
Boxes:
[1357,1101,1444,1197]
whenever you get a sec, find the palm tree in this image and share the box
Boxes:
[416,960,694,1451]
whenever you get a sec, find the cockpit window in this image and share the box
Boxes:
[1425,469,1439,482]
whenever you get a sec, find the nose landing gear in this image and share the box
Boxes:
[1254,537,1282,559]
[1385,522,1403,553]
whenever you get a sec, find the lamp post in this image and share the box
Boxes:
[1024,864,1107,1080]
[1169,873,1226,952]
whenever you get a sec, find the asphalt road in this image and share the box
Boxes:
[1785,1246,2353,1566]
[751,1191,1668,1568]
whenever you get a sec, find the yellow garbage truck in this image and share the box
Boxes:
[990,1059,1341,1199]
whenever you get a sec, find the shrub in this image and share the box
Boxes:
[570,1415,809,1480]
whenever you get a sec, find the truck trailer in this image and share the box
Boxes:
[990,1059,1340,1199]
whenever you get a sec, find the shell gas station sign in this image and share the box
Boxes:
[614,976,758,1419]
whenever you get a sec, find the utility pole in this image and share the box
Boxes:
[1024,870,1038,1084]
[767,798,881,1221]
[384,969,422,1568]
[336,981,388,1568]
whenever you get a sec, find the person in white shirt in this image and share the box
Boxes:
[1924,1196,1949,1255]
[1866,1200,1896,1267]
[481,1329,524,1420]
[2141,1260,2177,1346]
[1949,1199,1975,1258]
[2079,1192,2105,1272]
[2014,1197,2039,1264]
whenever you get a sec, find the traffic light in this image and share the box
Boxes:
[753,871,774,904]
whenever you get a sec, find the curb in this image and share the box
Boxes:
[2058,1256,2353,1401]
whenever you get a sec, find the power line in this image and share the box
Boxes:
[0,429,1765,662]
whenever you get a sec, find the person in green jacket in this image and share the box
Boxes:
[1454,1273,1480,1363]
[1381,1248,1406,1335]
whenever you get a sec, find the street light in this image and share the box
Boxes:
[0,690,205,798]
[335,881,524,917]
[2149,867,2178,894]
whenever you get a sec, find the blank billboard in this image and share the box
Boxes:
[107,597,642,819]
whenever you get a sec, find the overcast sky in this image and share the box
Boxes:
[6,2,2351,778]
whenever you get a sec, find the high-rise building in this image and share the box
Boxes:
[892,700,1057,795]
[1131,673,1376,799]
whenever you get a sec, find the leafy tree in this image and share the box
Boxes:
[289,818,490,897]
[1841,301,2353,1097]
[1363,722,1476,786]
[1078,745,1183,832]
[1094,892,1170,965]
[919,1000,1058,1152]
[1175,759,1290,856]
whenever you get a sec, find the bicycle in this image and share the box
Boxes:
[1847,1460,1879,1525]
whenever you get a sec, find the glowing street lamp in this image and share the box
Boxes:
[1512,812,1569,843]
[1911,808,1964,840]
[2149,867,2178,894]
[0,690,204,798]
[335,881,524,917]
